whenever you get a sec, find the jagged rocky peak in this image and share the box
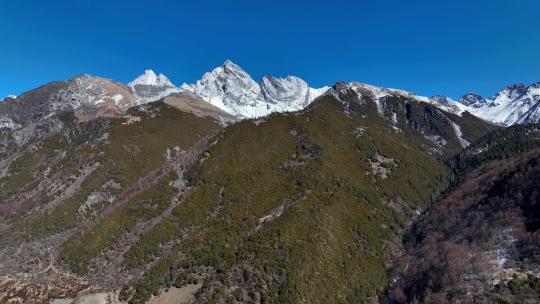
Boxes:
[260,75,314,107]
[3,95,17,101]
[0,74,141,133]
[260,75,307,99]
[181,60,326,118]
[326,81,470,117]
[529,82,540,90]
[332,81,350,91]
[128,69,179,101]
[458,82,540,125]
[61,74,137,111]
[345,82,430,103]
[524,82,540,98]
[129,69,175,88]
[221,59,252,78]
[326,81,358,101]
[459,92,489,108]
[206,59,260,91]
[493,83,527,102]
[329,81,396,101]
[430,95,454,105]
[182,60,262,107]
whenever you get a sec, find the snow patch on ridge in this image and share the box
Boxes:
[347,82,467,116]
[0,116,20,130]
[450,121,470,148]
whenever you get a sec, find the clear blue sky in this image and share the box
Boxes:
[1,0,539,99]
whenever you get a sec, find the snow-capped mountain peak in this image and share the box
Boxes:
[2,95,17,102]
[222,59,248,75]
[489,83,527,108]
[128,69,180,102]
[180,60,262,113]
[457,82,540,125]
[458,93,489,108]
[430,95,454,106]
[260,75,309,105]
[181,60,327,118]
[129,69,175,88]
[529,82,540,90]
[492,83,527,103]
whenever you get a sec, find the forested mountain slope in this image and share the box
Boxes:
[0,83,498,303]
[388,125,540,304]
[0,100,224,303]
[111,95,456,303]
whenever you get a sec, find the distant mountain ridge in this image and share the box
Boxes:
[0,60,328,131]
[457,82,540,125]
[1,61,539,131]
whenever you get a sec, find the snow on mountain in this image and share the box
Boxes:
[181,60,263,117]
[459,93,489,108]
[260,75,311,106]
[458,83,540,125]
[449,121,470,148]
[333,82,468,116]
[4,61,537,131]
[330,80,540,126]
[0,74,144,132]
[326,81,481,152]
[128,69,175,88]
[430,95,454,105]
[0,116,20,130]
[495,83,528,101]
[54,74,138,112]
[128,69,181,102]
[181,60,328,118]
[0,68,190,131]
[259,75,330,113]
[1,62,328,131]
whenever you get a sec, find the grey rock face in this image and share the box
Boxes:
[459,93,490,108]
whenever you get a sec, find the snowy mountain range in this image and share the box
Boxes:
[1,60,539,133]
[127,60,330,118]
[325,80,540,126]
[180,60,328,117]
[458,83,540,125]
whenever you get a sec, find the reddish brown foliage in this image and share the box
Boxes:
[389,149,540,303]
